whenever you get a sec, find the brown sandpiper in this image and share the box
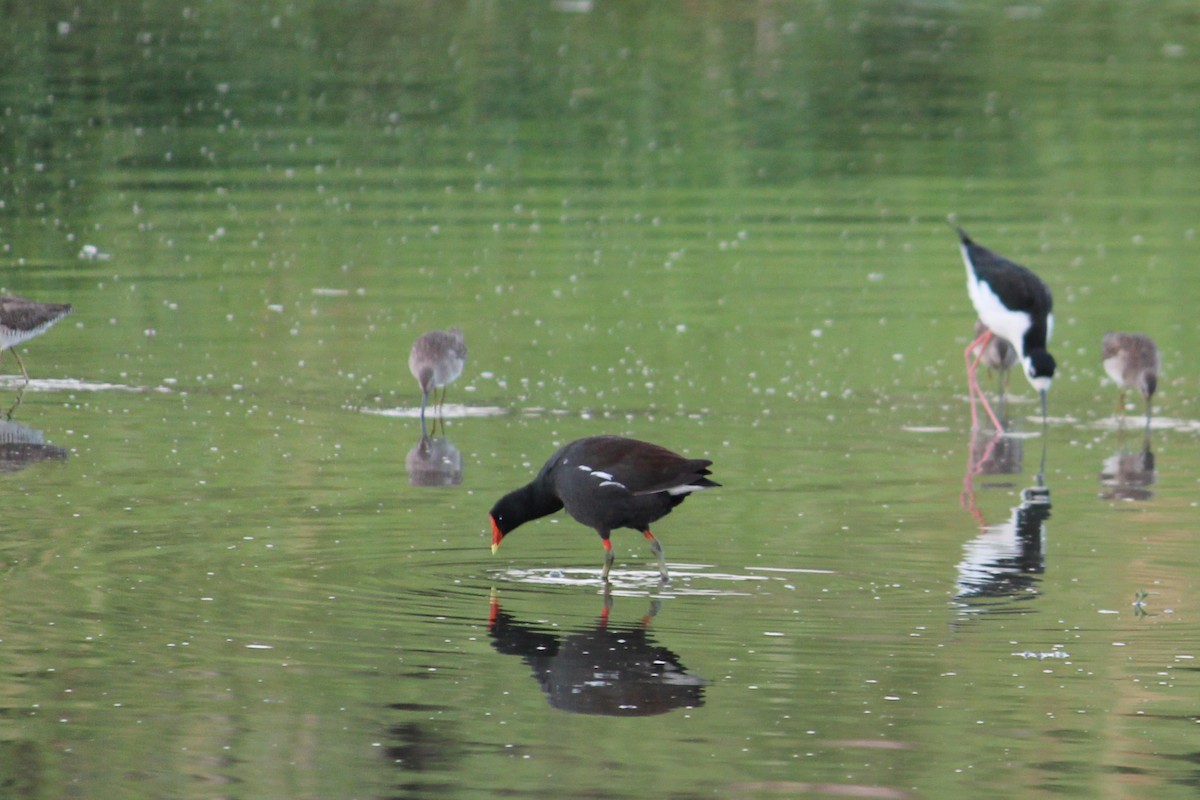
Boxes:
[0,295,72,384]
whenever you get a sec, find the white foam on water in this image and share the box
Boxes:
[488,564,775,596]
[0,377,144,392]
[360,404,508,419]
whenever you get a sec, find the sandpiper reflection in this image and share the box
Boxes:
[1099,428,1155,502]
[405,434,463,487]
[487,592,706,716]
[0,419,68,474]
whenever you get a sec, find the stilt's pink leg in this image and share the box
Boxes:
[964,330,1005,434]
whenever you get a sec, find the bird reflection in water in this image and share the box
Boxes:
[954,482,1050,616]
[960,408,1024,524]
[957,417,1050,617]
[1099,428,1155,502]
[0,419,68,474]
[405,434,463,487]
[487,592,707,716]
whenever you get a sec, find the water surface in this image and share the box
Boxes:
[1,2,1199,798]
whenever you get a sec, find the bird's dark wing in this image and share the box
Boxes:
[964,240,1052,315]
[577,436,718,495]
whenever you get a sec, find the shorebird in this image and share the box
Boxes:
[1102,332,1159,424]
[957,227,1056,432]
[408,327,466,426]
[489,436,719,583]
[0,295,72,384]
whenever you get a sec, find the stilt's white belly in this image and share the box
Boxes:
[966,277,1027,352]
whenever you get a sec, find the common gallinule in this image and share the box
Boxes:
[489,435,719,582]
[957,227,1056,432]
[0,296,72,385]
[1102,332,1159,423]
[408,327,466,424]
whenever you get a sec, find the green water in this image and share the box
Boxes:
[2,2,1200,798]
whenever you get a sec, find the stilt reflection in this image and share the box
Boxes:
[957,421,1050,618]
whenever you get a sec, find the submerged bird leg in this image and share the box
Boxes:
[644,530,669,582]
[4,383,25,420]
[600,537,614,584]
[642,598,663,627]
[599,589,613,627]
[960,431,999,527]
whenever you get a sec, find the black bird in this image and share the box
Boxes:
[957,228,1056,431]
[0,295,72,384]
[1102,332,1159,423]
[489,435,719,582]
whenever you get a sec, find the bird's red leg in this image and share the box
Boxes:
[964,330,1004,434]
[643,530,669,582]
[960,431,999,526]
[488,590,500,628]
[964,334,985,429]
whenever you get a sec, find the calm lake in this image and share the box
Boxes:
[2,2,1200,798]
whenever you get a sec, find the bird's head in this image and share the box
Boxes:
[489,513,507,554]
[416,366,435,395]
[1023,349,1056,392]
[1141,371,1158,400]
[1023,350,1056,422]
[488,495,521,553]
[487,482,561,554]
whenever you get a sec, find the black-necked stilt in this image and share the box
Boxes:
[957,228,1056,432]
[0,295,72,385]
[1102,332,1158,424]
[489,436,719,583]
[408,327,466,426]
